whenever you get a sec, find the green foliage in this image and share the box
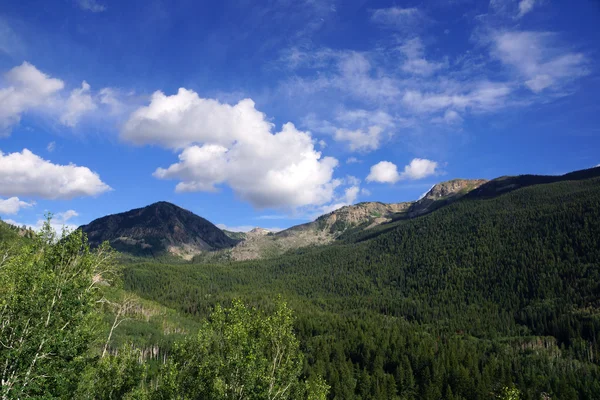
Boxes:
[0,218,116,398]
[498,387,521,400]
[155,299,320,400]
[77,345,146,400]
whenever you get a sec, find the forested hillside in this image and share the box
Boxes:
[2,169,600,399]
[122,171,600,399]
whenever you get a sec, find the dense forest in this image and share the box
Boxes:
[2,169,600,399]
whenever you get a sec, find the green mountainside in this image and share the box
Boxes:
[121,167,600,399]
[2,167,600,399]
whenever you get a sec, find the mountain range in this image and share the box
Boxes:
[76,167,600,260]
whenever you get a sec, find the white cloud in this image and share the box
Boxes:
[346,157,361,164]
[344,185,360,204]
[0,62,64,135]
[216,224,283,233]
[432,109,463,125]
[366,161,401,184]
[370,7,424,31]
[304,108,396,152]
[77,0,106,12]
[334,126,383,152]
[399,158,438,180]
[399,38,445,76]
[0,149,111,199]
[0,17,24,57]
[0,62,117,134]
[124,89,340,209]
[47,141,56,152]
[282,51,401,102]
[516,0,536,18]
[4,209,79,233]
[367,158,439,184]
[60,81,98,127]
[0,197,34,215]
[99,88,125,114]
[402,81,512,113]
[492,31,588,93]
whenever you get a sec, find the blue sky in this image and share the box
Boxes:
[0,0,599,232]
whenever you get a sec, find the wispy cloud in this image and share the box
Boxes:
[370,7,428,33]
[398,38,446,76]
[76,0,106,13]
[491,31,589,93]
[516,0,537,19]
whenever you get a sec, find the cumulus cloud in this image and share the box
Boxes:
[0,197,34,215]
[491,31,588,93]
[0,149,111,199]
[0,62,64,135]
[77,0,106,12]
[367,158,439,184]
[4,209,80,233]
[60,81,97,127]
[0,62,118,133]
[399,38,445,76]
[366,161,401,184]
[315,181,361,215]
[399,158,439,180]
[123,89,340,209]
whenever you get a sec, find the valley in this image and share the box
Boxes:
[2,167,600,399]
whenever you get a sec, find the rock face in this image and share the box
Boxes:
[80,201,237,257]
[311,202,412,233]
[229,202,412,261]
[409,179,487,217]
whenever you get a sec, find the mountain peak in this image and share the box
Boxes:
[79,202,237,258]
[249,227,271,235]
[409,178,488,217]
[424,179,488,200]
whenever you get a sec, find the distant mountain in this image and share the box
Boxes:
[465,166,600,200]
[80,167,600,261]
[408,178,488,217]
[79,201,237,258]
[229,201,412,261]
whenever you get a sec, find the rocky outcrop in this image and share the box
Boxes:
[229,202,412,261]
[409,179,488,217]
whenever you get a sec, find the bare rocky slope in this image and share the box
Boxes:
[228,201,412,261]
[228,179,488,260]
[408,178,488,217]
